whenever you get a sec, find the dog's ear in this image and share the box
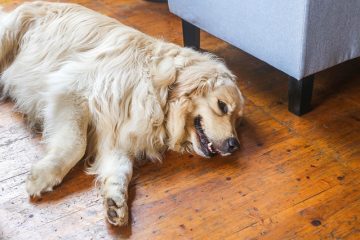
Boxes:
[169,53,236,100]
[166,96,192,151]
[237,88,245,118]
[152,57,178,89]
[169,65,217,100]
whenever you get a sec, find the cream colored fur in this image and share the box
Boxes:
[0,1,244,226]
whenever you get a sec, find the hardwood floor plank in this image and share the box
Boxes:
[229,181,360,240]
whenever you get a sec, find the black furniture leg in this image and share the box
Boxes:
[288,75,314,116]
[182,19,200,49]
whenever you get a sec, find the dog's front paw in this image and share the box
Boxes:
[105,197,129,226]
[26,164,61,196]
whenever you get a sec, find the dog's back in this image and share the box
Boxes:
[0,1,143,124]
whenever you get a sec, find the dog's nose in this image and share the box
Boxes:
[223,137,240,153]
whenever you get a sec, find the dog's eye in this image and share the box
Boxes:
[218,100,228,114]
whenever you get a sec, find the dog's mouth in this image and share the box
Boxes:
[194,116,219,157]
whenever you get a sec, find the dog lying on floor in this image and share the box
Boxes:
[0,1,244,226]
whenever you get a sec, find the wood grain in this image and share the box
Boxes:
[0,1,359,239]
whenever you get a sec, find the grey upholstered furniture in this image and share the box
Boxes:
[168,0,360,115]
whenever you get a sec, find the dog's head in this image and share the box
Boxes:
[166,51,244,157]
[188,83,244,157]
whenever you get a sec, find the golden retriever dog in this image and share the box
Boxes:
[0,1,244,226]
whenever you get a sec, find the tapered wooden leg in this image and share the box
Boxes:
[288,75,314,116]
[182,19,200,49]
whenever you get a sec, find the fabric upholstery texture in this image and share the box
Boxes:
[168,0,360,80]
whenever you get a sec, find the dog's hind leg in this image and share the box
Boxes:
[93,151,133,226]
[26,96,89,196]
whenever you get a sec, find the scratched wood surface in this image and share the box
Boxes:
[0,1,359,239]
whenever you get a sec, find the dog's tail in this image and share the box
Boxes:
[0,5,7,68]
[0,4,25,98]
[0,4,32,75]
[0,6,16,74]
[0,5,7,98]
[0,6,5,18]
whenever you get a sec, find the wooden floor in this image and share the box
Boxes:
[1,1,359,239]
